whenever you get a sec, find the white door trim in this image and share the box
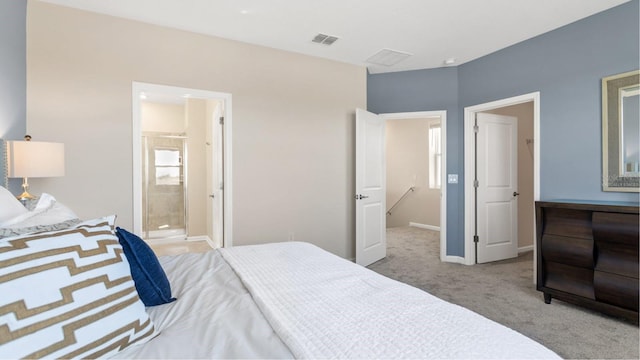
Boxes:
[132,82,234,247]
[380,110,448,263]
[464,92,540,269]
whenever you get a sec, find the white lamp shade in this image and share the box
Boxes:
[6,141,65,178]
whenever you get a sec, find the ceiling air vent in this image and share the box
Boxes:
[312,33,339,45]
[366,49,413,66]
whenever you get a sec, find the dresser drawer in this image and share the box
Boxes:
[595,243,639,278]
[542,207,593,239]
[593,212,639,245]
[543,261,594,300]
[594,271,639,311]
[541,234,594,268]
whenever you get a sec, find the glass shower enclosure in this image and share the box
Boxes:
[142,133,188,240]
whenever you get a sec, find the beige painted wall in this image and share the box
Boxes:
[185,98,207,237]
[386,118,440,228]
[26,2,366,259]
[486,102,534,248]
[141,102,185,133]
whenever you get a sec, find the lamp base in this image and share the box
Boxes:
[17,177,37,202]
[16,191,36,201]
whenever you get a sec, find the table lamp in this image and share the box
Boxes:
[6,135,65,201]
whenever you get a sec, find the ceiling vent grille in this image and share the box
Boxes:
[366,48,413,66]
[312,33,339,45]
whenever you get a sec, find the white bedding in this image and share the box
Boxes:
[220,242,560,359]
[115,242,559,359]
[112,250,293,359]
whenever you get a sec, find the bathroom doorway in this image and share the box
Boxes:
[132,82,233,248]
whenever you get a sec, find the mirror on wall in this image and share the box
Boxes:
[602,70,640,192]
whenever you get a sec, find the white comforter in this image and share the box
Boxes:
[220,242,560,359]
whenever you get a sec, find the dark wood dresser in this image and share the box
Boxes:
[535,200,639,323]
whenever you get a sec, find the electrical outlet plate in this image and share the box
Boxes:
[447,174,458,184]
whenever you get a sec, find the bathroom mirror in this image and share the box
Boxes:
[602,70,640,192]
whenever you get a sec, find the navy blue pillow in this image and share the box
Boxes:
[115,227,176,306]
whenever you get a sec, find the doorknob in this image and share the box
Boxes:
[209,194,215,198]
[513,192,520,197]
[354,194,369,200]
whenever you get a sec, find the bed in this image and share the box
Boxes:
[0,141,560,358]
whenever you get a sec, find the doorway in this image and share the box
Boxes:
[355,110,447,266]
[464,92,540,271]
[132,82,234,248]
[384,115,443,253]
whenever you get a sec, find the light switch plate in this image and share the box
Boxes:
[447,174,458,184]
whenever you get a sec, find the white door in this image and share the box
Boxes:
[206,105,215,245]
[355,109,386,266]
[210,102,224,248]
[476,112,518,263]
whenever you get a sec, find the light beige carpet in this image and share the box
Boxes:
[367,226,639,360]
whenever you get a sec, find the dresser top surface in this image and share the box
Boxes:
[537,200,639,213]
[543,199,639,206]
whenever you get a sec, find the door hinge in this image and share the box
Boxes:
[473,179,479,188]
[473,235,479,243]
[219,116,224,125]
[473,125,479,133]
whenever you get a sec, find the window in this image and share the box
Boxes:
[154,148,182,185]
[428,121,442,189]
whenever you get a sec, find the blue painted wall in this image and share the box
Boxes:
[459,0,639,203]
[368,0,640,257]
[0,0,27,193]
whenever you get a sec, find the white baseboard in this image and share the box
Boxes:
[518,245,534,254]
[442,255,467,264]
[409,222,440,231]
[186,235,212,243]
[188,235,218,249]
[147,235,212,245]
[146,237,185,245]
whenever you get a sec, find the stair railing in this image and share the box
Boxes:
[386,186,414,216]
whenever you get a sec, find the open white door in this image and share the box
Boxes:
[206,103,215,245]
[212,102,224,248]
[206,100,225,248]
[476,113,518,263]
[355,109,386,266]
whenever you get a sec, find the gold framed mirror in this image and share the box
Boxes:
[602,69,640,192]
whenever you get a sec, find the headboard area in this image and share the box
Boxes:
[0,139,7,189]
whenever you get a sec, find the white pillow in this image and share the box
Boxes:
[1,194,78,228]
[0,216,157,358]
[0,186,28,223]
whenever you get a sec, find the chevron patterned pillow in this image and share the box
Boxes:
[0,216,156,359]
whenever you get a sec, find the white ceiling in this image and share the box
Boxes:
[38,0,630,74]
